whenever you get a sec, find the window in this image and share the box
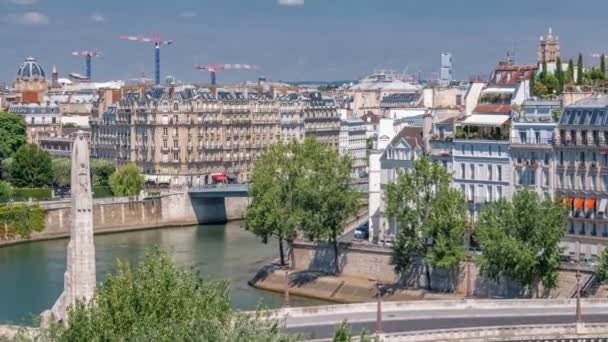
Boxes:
[487,165,493,181]
[497,186,502,199]
[519,132,527,143]
[544,153,550,165]
[163,139,168,148]
[173,103,179,111]
[469,185,475,201]
[461,164,465,178]
[581,175,586,190]
[487,185,493,202]
[163,127,168,136]
[173,152,178,160]
[570,174,575,189]
[470,145,474,155]
[535,131,541,144]
[461,144,465,155]
[173,164,179,174]
[488,145,492,156]
[162,103,168,112]
[580,152,585,163]
[544,170,550,187]
[592,176,597,191]
[529,169,536,185]
[469,164,475,179]
[497,165,502,181]
[173,140,178,148]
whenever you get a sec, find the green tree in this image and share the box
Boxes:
[91,159,116,186]
[109,163,144,197]
[566,58,575,84]
[555,56,563,93]
[386,156,467,289]
[46,249,296,341]
[601,54,606,78]
[0,181,13,198]
[595,248,608,284]
[0,203,45,240]
[577,53,584,85]
[0,113,26,162]
[475,190,566,294]
[297,138,359,274]
[333,321,352,342]
[529,73,536,97]
[245,141,301,266]
[51,158,71,188]
[9,144,53,188]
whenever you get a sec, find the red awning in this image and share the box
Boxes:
[586,199,596,209]
[565,198,574,206]
[212,174,227,182]
[574,198,585,210]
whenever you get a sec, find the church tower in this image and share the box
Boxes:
[538,27,561,65]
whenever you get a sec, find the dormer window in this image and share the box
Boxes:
[173,103,179,111]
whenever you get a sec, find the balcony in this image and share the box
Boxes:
[555,138,608,148]
[510,137,554,145]
[455,126,509,141]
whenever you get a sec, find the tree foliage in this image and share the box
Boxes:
[109,163,143,197]
[595,248,608,284]
[9,144,53,188]
[0,113,26,162]
[51,158,71,188]
[46,249,296,341]
[246,138,359,273]
[577,53,584,85]
[386,156,467,289]
[0,203,45,240]
[245,140,302,266]
[475,190,566,293]
[91,159,116,187]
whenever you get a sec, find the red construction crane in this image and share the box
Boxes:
[120,33,173,85]
[70,51,102,81]
[195,64,260,85]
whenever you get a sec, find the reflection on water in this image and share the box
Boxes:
[0,221,327,324]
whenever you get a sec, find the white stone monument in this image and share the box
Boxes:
[43,131,96,324]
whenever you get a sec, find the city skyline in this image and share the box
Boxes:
[1,0,608,84]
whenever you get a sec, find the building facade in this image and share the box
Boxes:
[91,86,338,186]
[9,103,61,144]
[510,99,560,199]
[555,96,608,260]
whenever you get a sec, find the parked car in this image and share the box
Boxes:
[354,223,369,240]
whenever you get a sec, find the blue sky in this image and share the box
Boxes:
[1,0,607,84]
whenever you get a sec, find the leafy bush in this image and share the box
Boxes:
[92,186,114,199]
[5,188,53,202]
[109,163,144,197]
[9,144,53,188]
[45,249,295,341]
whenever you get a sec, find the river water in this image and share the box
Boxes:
[0,222,326,324]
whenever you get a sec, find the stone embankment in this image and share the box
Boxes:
[0,191,248,247]
[251,239,594,303]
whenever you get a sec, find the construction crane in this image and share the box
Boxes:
[120,33,173,85]
[195,64,260,85]
[70,51,102,81]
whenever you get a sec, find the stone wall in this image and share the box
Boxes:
[291,240,575,298]
[6,192,250,244]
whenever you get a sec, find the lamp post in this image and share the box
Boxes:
[576,269,582,323]
[283,269,290,307]
[375,280,383,336]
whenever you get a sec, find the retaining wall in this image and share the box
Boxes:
[1,192,249,245]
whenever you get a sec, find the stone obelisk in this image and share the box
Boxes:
[44,131,96,323]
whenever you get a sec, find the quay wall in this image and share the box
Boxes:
[1,192,249,245]
[291,240,583,298]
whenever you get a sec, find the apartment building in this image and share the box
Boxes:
[91,86,339,187]
[302,91,340,150]
[510,99,560,198]
[555,95,608,259]
[339,118,368,177]
[9,103,61,145]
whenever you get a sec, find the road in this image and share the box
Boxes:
[284,305,608,340]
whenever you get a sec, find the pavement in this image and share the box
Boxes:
[284,304,608,340]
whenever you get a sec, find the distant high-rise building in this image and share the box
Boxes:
[440,52,452,86]
[538,27,560,65]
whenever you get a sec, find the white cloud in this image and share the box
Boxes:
[278,0,304,6]
[6,0,38,5]
[180,11,197,18]
[91,13,106,22]
[8,11,49,25]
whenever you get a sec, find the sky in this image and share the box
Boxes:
[1,0,608,85]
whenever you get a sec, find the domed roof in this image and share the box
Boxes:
[17,57,45,79]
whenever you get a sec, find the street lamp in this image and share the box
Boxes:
[576,269,582,324]
[283,269,290,308]
[375,280,383,336]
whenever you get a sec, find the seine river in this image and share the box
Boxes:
[0,221,326,324]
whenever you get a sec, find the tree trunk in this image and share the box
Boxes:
[425,261,432,291]
[332,231,340,275]
[278,237,285,266]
